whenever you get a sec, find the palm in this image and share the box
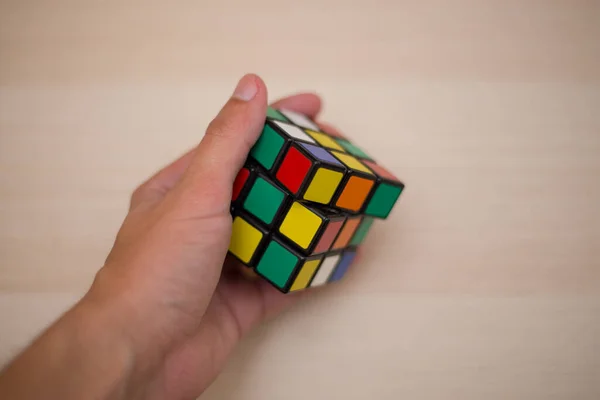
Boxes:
[145,257,297,400]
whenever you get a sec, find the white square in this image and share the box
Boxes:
[280,109,321,131]
[272,120,316,144]
[310,254,340,287]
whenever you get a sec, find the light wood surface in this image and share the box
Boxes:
[1,1,599,399]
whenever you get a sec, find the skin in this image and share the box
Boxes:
[0,74,347,400]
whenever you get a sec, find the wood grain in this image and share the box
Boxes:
[1,1,599,399]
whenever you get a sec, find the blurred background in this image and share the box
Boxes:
[1,1,599,399]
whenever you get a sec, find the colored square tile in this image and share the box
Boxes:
[290,258,322,291]
[329,251,356,282]
[256,240,299,289]
[365,183,403,218]
[275,146,312,194]
[303,167,343,204]
[310,254,340,286]
[306,130,346,151]
[231,167,249,202]
[279,202,323,250]
[362,160,400,181]
[266,107,288,122]
[332,216,362,250]
[330,151,374,175]
[336,138,373,160]
[250,124,285,170]
[279,109,320,131]
[243,176,285,225]
[335,175,375,212]
[313,219,345,253]
[299,143,343,166]
[272,120,316,144]
[350,217,375,246]
[229,216,264,264]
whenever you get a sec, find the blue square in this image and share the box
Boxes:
[299,143,343,166]
[329,250,356,282]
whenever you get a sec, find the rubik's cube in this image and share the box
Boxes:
[228,107,404,293]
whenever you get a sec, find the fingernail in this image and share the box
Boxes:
[232,74,258,101]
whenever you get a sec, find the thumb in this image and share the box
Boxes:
[179,74,268,210]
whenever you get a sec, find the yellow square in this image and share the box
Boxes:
[279,202,323,250]
[229,217,263,263]
[303,167,343,204]
[290,259,322,291]
[330,151,374,175]
[306,130,345,151]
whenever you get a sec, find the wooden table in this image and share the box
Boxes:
[1,1,599,398]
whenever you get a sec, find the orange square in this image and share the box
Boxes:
[332,217,362,249]
[335,176,374,211]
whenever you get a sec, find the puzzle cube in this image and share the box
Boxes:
[250,107,404,218]
[227,106,404,293]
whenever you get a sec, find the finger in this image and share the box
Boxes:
[131,92,324,211]
[129,148,196,210]
[178,74,269,208]
[270,92,322,118]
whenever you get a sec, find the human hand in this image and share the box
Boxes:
[0,74,332,400]
[88,74,329,399]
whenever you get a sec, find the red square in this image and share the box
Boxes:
[232,167,250,201]
[276,146,312,194]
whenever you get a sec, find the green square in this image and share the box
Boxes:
[336,139,373,160]
[256,241,299,289]
[350,217,375,246]
[266,107,289,122]
[250,124,285,170]
[243,177,285,225]
[365,183,403,218]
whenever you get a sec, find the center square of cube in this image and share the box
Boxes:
[242,174,287,226]
[275,142,346,205]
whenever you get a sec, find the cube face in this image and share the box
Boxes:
[253,235,325,293]
[279,108,321,131]
[364,183,403,219]
[271,120,316,144]
[250,123,285,170]
[303,167,344,204]
[228,215,267,266]
[255,238,300,290]
[242,176,286,226]
[329,249,357,282]
[289,258,322,292]
[334,175,375,212]
[332,216,362,250]
[275,146,313,194]
[350,217,375,246]
[313,218,345,253]
[360,160,405,219]
[306,130,346,152]
[266,106,289,122]
[310,253,341,287]
[231,167,250,202]
[335,138,373,161]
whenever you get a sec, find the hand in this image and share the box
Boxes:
[0,74,327,400]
